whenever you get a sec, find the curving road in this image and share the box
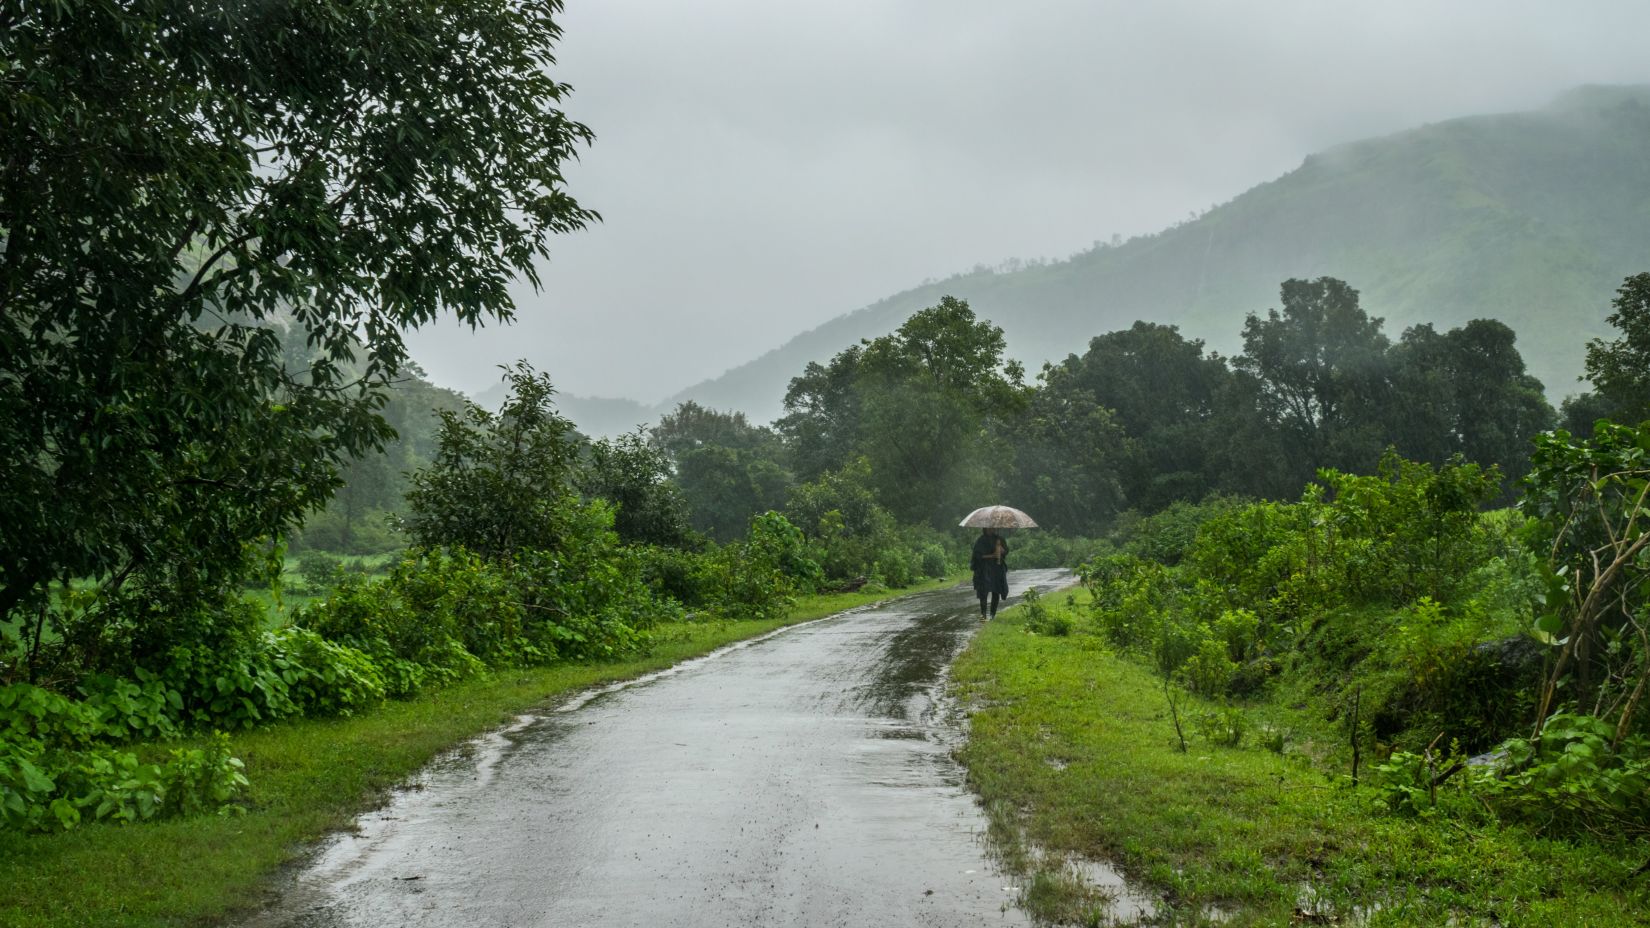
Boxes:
[246,569,1072,928]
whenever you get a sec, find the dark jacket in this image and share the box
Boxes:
[970,532,1009,598]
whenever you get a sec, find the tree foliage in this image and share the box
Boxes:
[1237,277,1394,478]
[652,402,790,543]
[778,296,1023,527]
[0,0,595,627]
[1563,273,1650,434]
[402,366,580,561]
[579,432,694,549]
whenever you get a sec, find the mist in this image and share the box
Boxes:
[401,0,1650,402]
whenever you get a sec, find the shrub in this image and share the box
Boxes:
[634,544,711,608]
[1021,589,1074,636]
[1191,704,1248,747]
[1010,533,1108,569]
[1179,631,1237,697]
[158,732,249,819]
[0,684,249,832]
[267,628,385,718]
[1492,713,1650,832]
[916,542,952,579]
[1118,496,1246,566]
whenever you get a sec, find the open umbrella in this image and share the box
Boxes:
[959,505,1038,529]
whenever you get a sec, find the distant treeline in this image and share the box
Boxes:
[651,276,1574,544]
[319,273,1646,555]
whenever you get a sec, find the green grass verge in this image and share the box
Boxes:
[0,575,960,928]
[951,590,1650,927]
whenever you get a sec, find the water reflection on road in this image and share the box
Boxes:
[246,570,1073,928]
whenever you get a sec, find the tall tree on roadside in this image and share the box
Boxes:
[1039,321,1279,511]
[0,0,595,628]
[791,297,1024,526]
[579,432,695,549]
[403,365,581,561]
[778,348,865,483]
[1003,372,1130,535]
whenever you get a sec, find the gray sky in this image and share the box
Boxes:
[403,0,1650,403]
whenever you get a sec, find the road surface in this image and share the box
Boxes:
[246,569,1073,928]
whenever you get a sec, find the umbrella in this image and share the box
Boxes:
[959,505,1038,529]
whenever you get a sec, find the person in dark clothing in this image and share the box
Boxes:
[970,528,1009,618]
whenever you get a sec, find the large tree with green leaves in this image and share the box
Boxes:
[1388,319,1553,484]
[0,1,594,632]
[1236,278,1393,481]
[651,402,791,543]
[778,296,1023,527]
[1561,273,1650,434]
[579,432,694,549]
[402,366,581,561]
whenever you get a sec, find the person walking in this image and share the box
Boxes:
[970,527,1009,619]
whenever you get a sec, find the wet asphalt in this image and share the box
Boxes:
[245,569,1074,928]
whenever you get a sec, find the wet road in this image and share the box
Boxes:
[247,570,1072,928]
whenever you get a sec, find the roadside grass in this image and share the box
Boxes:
[0,575,961,928]
[952,590,1650,927]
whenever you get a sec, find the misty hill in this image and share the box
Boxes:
[666,85,1650,424]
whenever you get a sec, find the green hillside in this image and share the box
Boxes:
[671,85,1650,423]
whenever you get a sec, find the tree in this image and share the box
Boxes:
[652,401,774,461]
[1038,321,1279,511]
[779,296,1023,526]
[1563,273,1650,434]
[1003,373,1130,535]
[403,365,581,561]
[778,348,865,483]
[1236,278,1393,480]
[0,1,594,629]
[649,402,791,543]
[1389,320,1554,483]
[579,432,694,548]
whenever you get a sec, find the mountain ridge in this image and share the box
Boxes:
[650,84,1650,425]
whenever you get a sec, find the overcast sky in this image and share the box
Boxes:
[402,0,1650,403]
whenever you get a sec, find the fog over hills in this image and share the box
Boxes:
[521,86,1650,434]
[681,87,1649,415]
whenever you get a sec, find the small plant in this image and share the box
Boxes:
[1257,722,1291,754]
[1492,712,1650,831]
[1022,588,1075,636]
[1192,704,1249,747]
[160,732,249,818]
[297,550,338,594]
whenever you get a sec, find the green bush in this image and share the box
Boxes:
[916,542,952,579]
[1010,533,1108,569]
[1021,588,1075,636]
[78,672,182,743]
[1191,704,1248,747]
[1492,713,1650,832]
[1179,630,1237,697]
[267,628,385,718]
[634,544,711,608]
[0,683,249,833]
[1117,496,1246,566]
[158,732,249,820]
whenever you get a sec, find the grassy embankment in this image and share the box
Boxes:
[952,590,1649,927]
[0,577,958,928]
